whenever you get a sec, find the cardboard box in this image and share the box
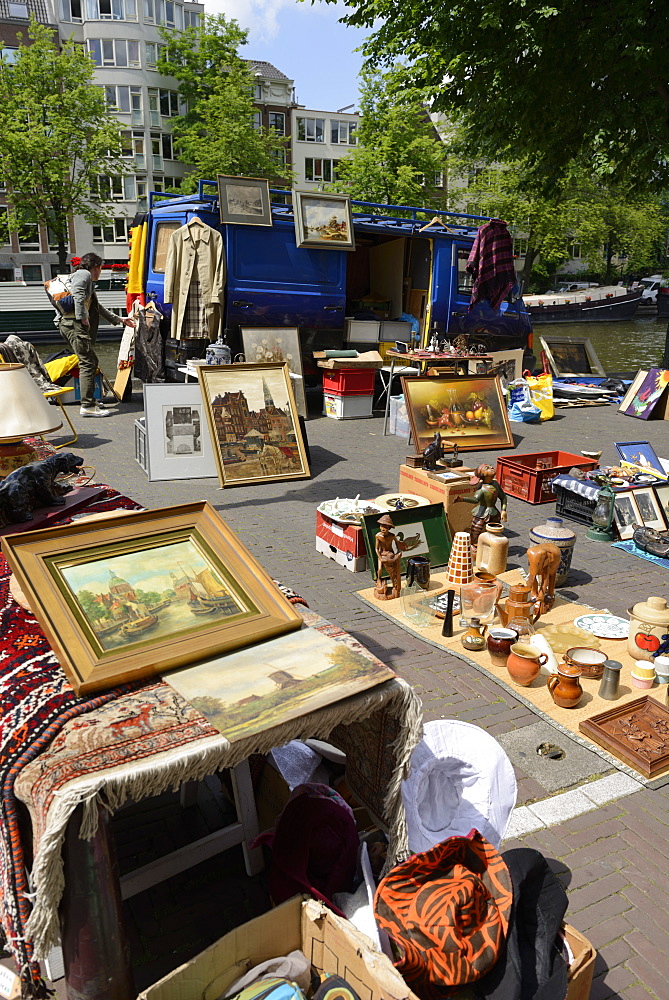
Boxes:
[323,393,374,420]
[138,896,415,1000]
[315,351,383,370]
[565,923,596,1000]
[316,535,367,573]
[398,465,477,534]
[316,510,366,558]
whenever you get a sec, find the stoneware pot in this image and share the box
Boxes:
[506,642,547,686]
[487,627,520,667]
[627,596,669,664]
[563,646,608,680]
[654,656,669,684]
[547,663,583,708]
[630,672,654,690]
[529,517,576,587]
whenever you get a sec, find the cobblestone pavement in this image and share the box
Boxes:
[37,388,669,997]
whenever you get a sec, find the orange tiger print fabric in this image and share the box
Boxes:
[374,829,513,996]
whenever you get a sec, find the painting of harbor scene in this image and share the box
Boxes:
[60,538,247,652]
[167,628,394,742]
[294,192,355,250]
[198,362,310,486]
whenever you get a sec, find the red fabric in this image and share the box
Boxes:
[466,220,516,310]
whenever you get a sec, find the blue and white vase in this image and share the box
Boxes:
[205,332,231,365]
[529,516,576,586]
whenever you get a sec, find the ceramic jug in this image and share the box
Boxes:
[627,596,669,664]
[205,330,232,365]
[496,583,541,630]
[529,517,576,587]
[506,642,547,686]
[548,662,583,709]
[476,523,509,576]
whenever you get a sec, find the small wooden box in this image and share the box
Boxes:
[405,454,424,469]
[398,465,477,534]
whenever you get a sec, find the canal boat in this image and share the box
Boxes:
[121,613,159,637]
[524,285,642,323]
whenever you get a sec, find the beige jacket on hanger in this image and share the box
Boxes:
[164,219,226,339]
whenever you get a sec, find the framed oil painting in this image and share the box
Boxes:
[217,174,272,227]
[241,327,307,419]
[632,487,667,531]
[401,374,514,454]
[614,440,664,478]
[360,502,452,582]
[612,490,643,540]
[143,383,217,482]
[618,368,669,420]
[1,502,303,695]
[539,335,606,377]
[475,348,524,385]
[167,627,394,744]
[197,361,310,487]
[293,191,355,251]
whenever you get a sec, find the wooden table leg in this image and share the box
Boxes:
[59,803,135,1000]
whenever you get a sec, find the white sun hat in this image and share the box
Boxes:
[401,719,517,853]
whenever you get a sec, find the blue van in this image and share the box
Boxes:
[141,182,533,361]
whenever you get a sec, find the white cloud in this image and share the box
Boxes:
[205,0,349,45]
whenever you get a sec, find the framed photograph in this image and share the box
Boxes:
[197,361,310,487]
[241,327,307,419]
[618,367,669,420]
[217,174,272,227]
[612,490,643,540]
[360,502,452,582]
[654,483,669,524]
[475,348,524,385]
[0,502,303,695]
[539,336,606,377]
[400,374,514,454]
[614,440,664,478]
[633,487,667,531]
[143,383,217,482]
[293,191,355,251]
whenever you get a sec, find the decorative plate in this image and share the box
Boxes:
[317,499,384,526]
[572,614,630,639]
[374,493,431,511]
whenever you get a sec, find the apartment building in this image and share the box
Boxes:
[248,59,295,181]
[290,106,359,190]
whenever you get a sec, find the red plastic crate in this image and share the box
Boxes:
[495,451,598,504]
[321,367,376,396]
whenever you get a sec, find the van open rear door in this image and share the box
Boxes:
[224,222,346,330]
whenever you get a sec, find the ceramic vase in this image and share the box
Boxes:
[627,596,669,664]
[444,532,474,587]
[529,517,576,587]
[476,523,508,576]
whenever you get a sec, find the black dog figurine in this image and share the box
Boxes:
[422,431,442,471]
[0,452,84,523]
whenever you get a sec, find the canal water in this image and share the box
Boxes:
[35,315,669,382]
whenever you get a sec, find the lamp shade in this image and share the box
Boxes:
[0,364,63,441]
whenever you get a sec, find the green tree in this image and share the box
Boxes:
[0,20,129,269]
[158,15,291,188]
[330,67,447,208]
[326,0,669,192]
[77,589,106,623]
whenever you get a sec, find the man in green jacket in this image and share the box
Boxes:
[58,252,135,417]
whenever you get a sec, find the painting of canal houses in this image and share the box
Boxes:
[197,362,310,486]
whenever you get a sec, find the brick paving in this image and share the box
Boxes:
[31,387,669,995]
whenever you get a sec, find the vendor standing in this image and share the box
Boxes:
[57,253,135,418]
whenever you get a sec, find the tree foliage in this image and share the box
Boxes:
[325,0,669,191]
[329,67,447,207]
[0,21,129,267]
[158,14,292,188]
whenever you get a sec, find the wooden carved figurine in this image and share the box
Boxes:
[527,542,562,614]
[374,513,403,601]
[454,463,508,550]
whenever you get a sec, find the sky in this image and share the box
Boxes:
[205,0,370,112]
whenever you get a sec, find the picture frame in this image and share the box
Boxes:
[632,487,667,531]
[618,370,648,413]
[217,174,272,227]
[618,367,669,420]
[293,191,355,251]
[475,348,524,384]
[360,502,452,582]
[143,383,217,482]
[614,440,664,478]
[539,335,606,377]
[241,327,307,419]
[653,483,669,525]
[401,374,514,454]
[197,361,310,487]
[612,490,643,540]
[0,501,303,695]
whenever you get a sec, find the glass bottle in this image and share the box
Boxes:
[506,615,536,641]
[476,523,509,576]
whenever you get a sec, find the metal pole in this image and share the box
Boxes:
[59,803,135,1000]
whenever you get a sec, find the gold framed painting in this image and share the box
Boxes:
[197,361,311,487]
[1,502,303,695]
[293,191,355,251]
[401,374,514,453]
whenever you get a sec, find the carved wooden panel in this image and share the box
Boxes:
[580,695,669,778]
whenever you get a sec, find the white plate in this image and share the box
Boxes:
[572,614,629,639]
[317,500,384,526]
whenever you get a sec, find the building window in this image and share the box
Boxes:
[330,119,356,145]
[296,117,324,142]
[60,0,83,20]
[252,110,261,130]
[22,264,43,282]
[568,243,582,259]
[161,133,174,160]
[8,2,29,17]
[85,0,137,18]
[93,218,129,243]
[103,85,142,124]
[145,40,165,66]
[91,175,137,200]
[254,82,262,100]
[144,0,181,28]
[150,133,163,171]
[1,47,19,62]
[132,131,145,168]
[153,175,179,192]
[268,112,285,135]
[183,8,198,27]
[513,237,528,258]
[160,89,179,117]
[88,38,141,67]
[304,157,339,182]
[433,171,444,188]
[18,221,40,250]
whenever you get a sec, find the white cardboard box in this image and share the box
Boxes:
[323,393,374,420]
[316,534,367,572]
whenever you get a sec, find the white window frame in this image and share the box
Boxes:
[296,117,324,143]
[93,218,130,244]
[89,37,140,67]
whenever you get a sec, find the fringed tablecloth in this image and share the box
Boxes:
[0,491,422,997]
